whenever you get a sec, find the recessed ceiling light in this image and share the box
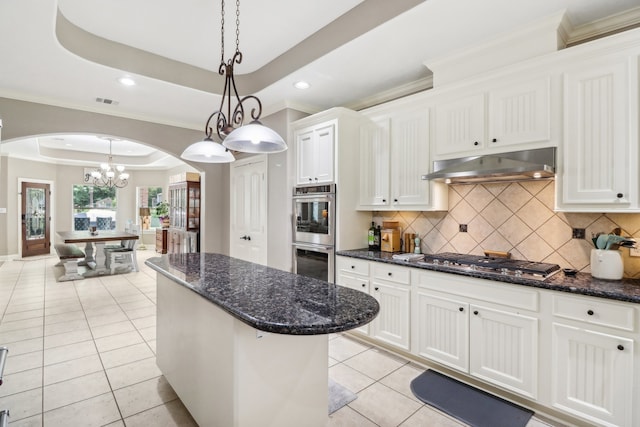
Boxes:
[294,81,310,90]
[117,76,136,86]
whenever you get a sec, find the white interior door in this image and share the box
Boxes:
[230,156,267,265]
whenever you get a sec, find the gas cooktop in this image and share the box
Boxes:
[418,252,561,281]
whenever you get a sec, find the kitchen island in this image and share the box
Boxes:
[145,253,379,427]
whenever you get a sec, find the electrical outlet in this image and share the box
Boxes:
[630,247,640,257]
[572,228,585,239]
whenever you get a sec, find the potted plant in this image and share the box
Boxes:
[155,201,170,228]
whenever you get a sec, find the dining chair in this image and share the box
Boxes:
[74,217,90,231]
[96,217,112,230]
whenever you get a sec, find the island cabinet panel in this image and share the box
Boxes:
[552,323,633,427]
[156,274,329,427]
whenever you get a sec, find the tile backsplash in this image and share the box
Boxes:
[373,181,640,278]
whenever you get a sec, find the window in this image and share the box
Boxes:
[137,186,164,229]
[73,185,117,230]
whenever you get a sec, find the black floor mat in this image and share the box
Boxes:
[410,370,533,427]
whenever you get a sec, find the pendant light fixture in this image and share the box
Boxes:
[90,138,129,188]
[181,0,287,163]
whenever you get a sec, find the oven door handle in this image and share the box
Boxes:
[292,243,334,252]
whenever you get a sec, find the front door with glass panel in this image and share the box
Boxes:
[21,181,51,257]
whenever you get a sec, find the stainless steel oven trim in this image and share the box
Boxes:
[292,242,335,284]
[292,192,336,246]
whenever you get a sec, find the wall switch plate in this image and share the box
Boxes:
[630,247,640,257]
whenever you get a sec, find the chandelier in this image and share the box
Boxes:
[181,0,287,163]
[90,138,129,188]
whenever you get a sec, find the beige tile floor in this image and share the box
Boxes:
[0,250,562,427]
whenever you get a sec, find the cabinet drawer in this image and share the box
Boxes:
[339,275,370,293]
[553,295,635,332]
[373,263,410,284]
[413,270,538,312]
[336,257,369,276]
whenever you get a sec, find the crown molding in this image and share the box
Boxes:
[567,6,640,45]
[344,75,434,111]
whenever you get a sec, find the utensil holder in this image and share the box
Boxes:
[590,249,623,280]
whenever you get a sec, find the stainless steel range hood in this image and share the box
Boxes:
[421,147,556,184]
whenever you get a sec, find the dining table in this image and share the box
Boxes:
[57,230,139,275]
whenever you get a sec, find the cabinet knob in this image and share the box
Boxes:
[473,141,479,146]
[388,272,392,276]
[361,283,366,288]
[382,199,387,203]
[308,178,312,182]
[492,138,497,143]
[473,310,479,315]
[246,236,251,241]
[314,177,318,181]
[459,307,464,312]
[393,199,398,203]
[374,287,379,291]
[617,345,625,351]
[587,310,594,316]
[617,193,624,198]
[351,265,355,269]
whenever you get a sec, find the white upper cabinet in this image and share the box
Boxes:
[488,77,551,147]
[558,55,638,211]
[434,77,552,158]
[359,107,447,211]
[359,117,390,207]
[295,123,335,185]
[434,93,486,156]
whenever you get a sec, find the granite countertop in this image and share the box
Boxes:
[145,253,379,335]
[337,249,640,304]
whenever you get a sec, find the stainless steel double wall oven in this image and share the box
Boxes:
[292,184,336,283]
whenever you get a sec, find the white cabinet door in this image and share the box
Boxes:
[469,305,538,398]
[561,57,633,207]
[435,93,485,156]
[415,291,469,372]
[370,279,410,350]
[359,118,390,207]
[337,273,370,335]
[296,130,315,185]
[552,323,633,427]
[391,110,431,207]
[295,124,335,185]
[230,157,267,265]
[314,124,335,183]
[488,77,551,147]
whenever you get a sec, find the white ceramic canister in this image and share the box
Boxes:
[590,249,624,280]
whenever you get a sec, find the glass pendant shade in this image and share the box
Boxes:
[181,137,235,163]
[222,121,287,154]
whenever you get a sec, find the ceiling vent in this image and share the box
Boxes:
[95,97,119,106]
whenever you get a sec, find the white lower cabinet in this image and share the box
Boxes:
[370,274,410,350]
[552,323,634,427]
[414,279,538,398]
[415,290,469,372]
[337,257,639,426]
[336,256,410,349]
[469,305,538,399]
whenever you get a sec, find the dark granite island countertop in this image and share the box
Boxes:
[146,252,380,427]
[337,249,640,304]
[145,252,379,335]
